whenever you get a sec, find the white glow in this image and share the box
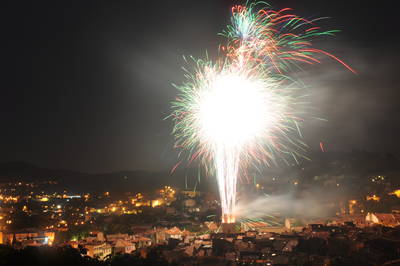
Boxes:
[199,74,271,147]
[195,72,278,222]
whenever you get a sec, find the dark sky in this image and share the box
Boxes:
[1,0,399,173]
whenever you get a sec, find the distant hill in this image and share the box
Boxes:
[0,161,211,193]
[0,161,85,181]
[1,151,399,193]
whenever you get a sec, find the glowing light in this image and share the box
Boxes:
[151,199,163,208]
[389,189,400,198]
[198,74,273,146]
[366,195,380,202]
[196,71,285,222]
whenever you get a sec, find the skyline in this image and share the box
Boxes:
[1,0,399,173]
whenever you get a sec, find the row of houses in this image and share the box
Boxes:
[65,231,152,260]
[0,230,55,246]
[62,226,195,260]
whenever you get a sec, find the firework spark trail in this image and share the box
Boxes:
[222,3,356,74]
[215,145,239,223]
[170,2,354,223]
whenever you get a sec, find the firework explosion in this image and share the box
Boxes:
[170,2,354,223]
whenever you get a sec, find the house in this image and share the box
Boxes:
[366,213,400,227]
[165,226,182,240]
[84,242,112,260]
[4,230,55,246]
[204,221,218,232]
[85,231,105,242]
[133,236,151,248]
[154,228,167,244]
[113,239,136,254]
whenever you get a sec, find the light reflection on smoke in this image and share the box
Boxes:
[236,192,334,220]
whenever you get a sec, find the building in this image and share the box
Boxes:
[366,213,400,227]
[113,239,136,254]
[85,231,105,242]
[165,227,183,240]
[133,236,152,248]
[1,230,55,246]
[84,242,112,260]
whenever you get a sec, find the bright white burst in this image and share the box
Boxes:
[198,74,273,147]
[190,67,287,222]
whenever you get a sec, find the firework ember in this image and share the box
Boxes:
[170,2,354,223]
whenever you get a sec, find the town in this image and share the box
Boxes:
[1,172,400,265]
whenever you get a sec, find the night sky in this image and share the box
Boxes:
[2,0,399,173]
